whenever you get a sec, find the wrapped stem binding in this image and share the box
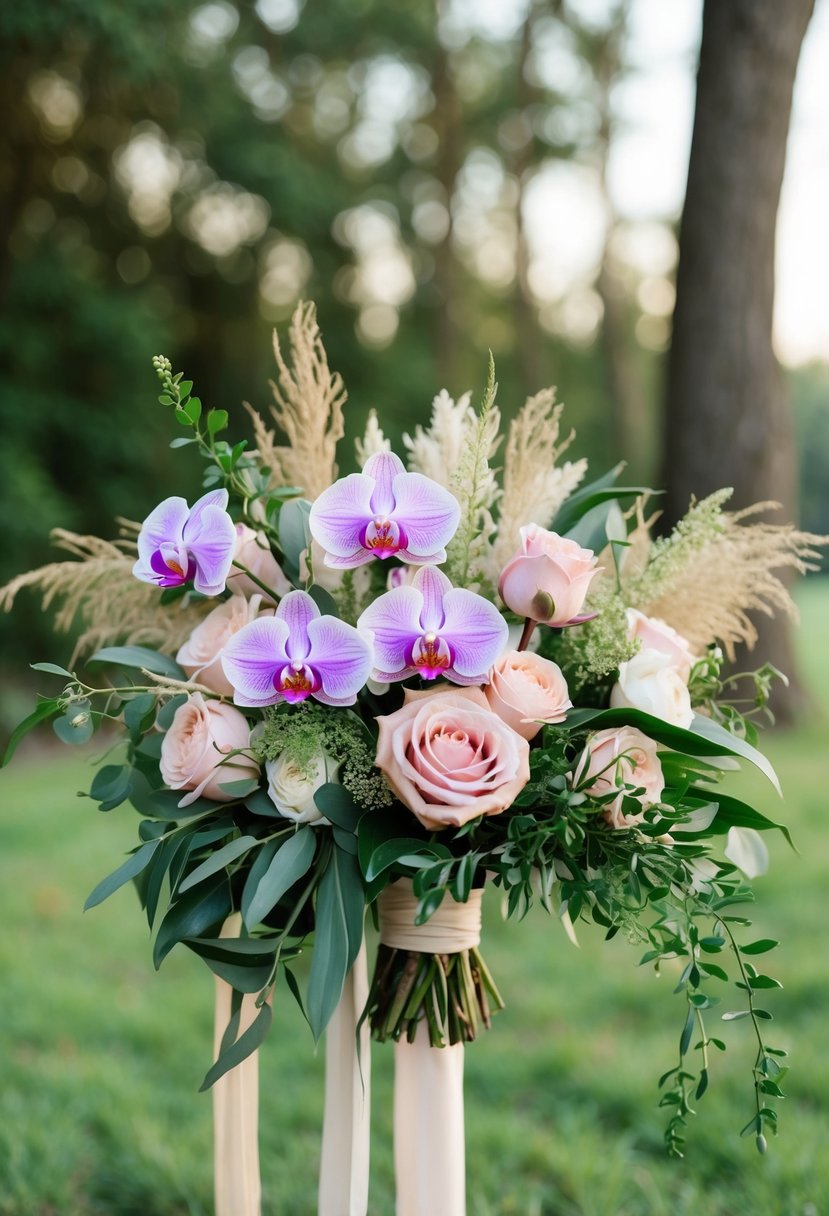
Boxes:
[366,881,504,1047]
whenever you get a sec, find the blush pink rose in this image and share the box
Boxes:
[160,693,259,806]
[176,594,274,696]
[226,525,292,603]
[498,525,600,626]
[573,726,664,829]
[375,686,530,831]
[626,609,695,680]
[485,650,572,741]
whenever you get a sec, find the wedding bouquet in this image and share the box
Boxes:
[3,302,823,1159]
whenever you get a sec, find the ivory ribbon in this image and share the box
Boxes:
[379,882,483,1216]
[213,913,262,1216]
[318,937,371,1216]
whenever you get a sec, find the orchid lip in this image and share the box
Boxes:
[150,547,196,586]
[360,517,406,558]
[410,632,453,679]
[275,661,321,702]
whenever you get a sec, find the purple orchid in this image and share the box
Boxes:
[308,451,460,569]
[220,589,373,708]
[133,489,236,597]
[356,565,508,686]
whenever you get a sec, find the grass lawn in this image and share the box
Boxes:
[1,581,828,1215]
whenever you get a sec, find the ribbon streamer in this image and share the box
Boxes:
[379,881,484,1216]
[319,937,372,1216]
[213,913,262,1216]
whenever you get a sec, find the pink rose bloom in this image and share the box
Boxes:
[485,650,572,741]
[160,693,259,807]
[226,524,292,603]
[573,726,664,829]
[626,609,695,680]
[375,686,530,831]
[498,525,600,627]
[176,594,274,696]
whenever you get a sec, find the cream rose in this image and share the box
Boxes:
[498,525,600,627]
[176,594,274,696]
[485,650,572,741]
[375,686,530,831]
[265,751,339,824]
[226,524,293,603]
[626,609,695,681]
[574,725,664,829]
[160,693,259,806]
[610,646,694,729]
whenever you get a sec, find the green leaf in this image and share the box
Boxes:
[314,783,363,831]
[91,764,130,802]
[178,835,259,893]
[88,646,186,680]
[278,498,312,575]
[364,837,451,882]
[242,828,316,930]
[199,1004,272,1091]
[156,694,188,730]
[84,840,161,910]
[169,437,196,448]
[740,939,780,955]
[307,584,340,618]
[124,692,158,735]
[54,710,95,746]
[153,876,231,967]
[217,777,261,799]
[244,788,284,818]
[563,706,781,795]
[196,958,275,992]
[31,662,73,678]
[2,698,62,766]
[306,846,365,1041]
[721,1010,751,1021]
[208,408,229,435]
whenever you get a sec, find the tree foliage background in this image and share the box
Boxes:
[1,0,826,684]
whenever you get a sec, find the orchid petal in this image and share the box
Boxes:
[276,590,320,662]
[440,589,509,678]
[364,451,406,516]
[182,489,230,543]
[389,472,460,556]
[308,474,375,559]
[321,550,377,569]
[357,586,424,677]
[396,547,448,567]
[221,617,290,707]
[136,496,190,564]
[306,616,373,703]
[188,505,237,595]
[410,565,450,633]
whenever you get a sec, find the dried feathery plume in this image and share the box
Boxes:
[492,388,588,577]
[627,493,827,658]
[444,363,503,593]
[245,301,346,500]
[0,527,212,664]
[354,408,390,468]
[403,390,490,489]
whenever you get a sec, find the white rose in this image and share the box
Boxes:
[265,750,340,824]
[610,646,694,729]
[626,609,696,680]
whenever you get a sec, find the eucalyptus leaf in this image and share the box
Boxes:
[178,835,259,893]
[84,839,161,910]
[1,698,62,767]
[306,845,365,1041]
[278,498,312,575]
[88,646,186,680]
[199,1004,272,1091]
[30,662,74,678]
[242,828,316,930]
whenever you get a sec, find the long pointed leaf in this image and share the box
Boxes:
[306,846,365,1041]
[199,1003,272,1091]
[84,839,161,911]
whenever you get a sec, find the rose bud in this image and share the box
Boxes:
[498,525,600,627]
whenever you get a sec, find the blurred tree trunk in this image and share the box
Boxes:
[664,0,814,720]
